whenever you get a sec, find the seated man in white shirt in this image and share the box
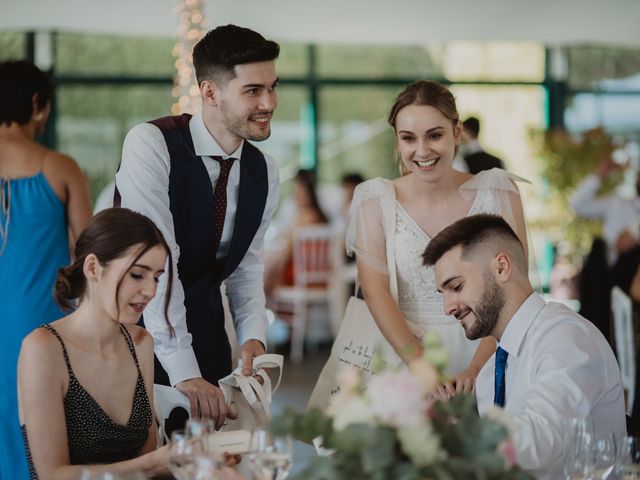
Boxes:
[422,213,626,479]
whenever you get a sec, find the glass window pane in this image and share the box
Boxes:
[0,32,26,61]
[567,46,640,90]
[57,84,173,203]
[441,42,545,82]
[452,85,546,181]
[56,33,175,76]
[275,42,308,77]
[565,93,640,134]
[316,42,544,82]
[317,45,443,79]
[318,86,400,183]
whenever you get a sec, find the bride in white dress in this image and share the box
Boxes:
[346,81,528,394]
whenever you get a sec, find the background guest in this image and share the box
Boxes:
[340,172,364,226]
[18,208,171,479]
[0,59,91,480]
[461,116,506,174]
[264,169,329,295]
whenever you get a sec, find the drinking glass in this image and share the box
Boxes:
[619,436,640,479]
[193,454,225,480]
[564,418,595,480]
[185,417,217,454]
[248,429,293,480]
[185,417,216,438]
[168,430,204,480]
[592,432,617,479]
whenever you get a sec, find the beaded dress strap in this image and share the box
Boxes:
[40,324,75,377]
[118,325,142,372]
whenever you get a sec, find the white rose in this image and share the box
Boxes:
[397,421,446,467]
[332,396,373,431]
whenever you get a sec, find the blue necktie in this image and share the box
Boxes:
[494,346,508,407]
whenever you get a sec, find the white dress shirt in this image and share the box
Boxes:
[476,293,626,480]
[570,174,640,265]
[116,111,280,386]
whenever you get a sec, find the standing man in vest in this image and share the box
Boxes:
[115,25,280,428]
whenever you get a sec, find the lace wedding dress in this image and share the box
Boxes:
[346,168,521,375]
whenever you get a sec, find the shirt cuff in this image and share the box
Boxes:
[237,319,268,348]
[157,347,202,387]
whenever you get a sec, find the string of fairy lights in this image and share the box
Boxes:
[171,0,207,115]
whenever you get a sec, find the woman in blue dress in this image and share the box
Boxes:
[0,60,91,479]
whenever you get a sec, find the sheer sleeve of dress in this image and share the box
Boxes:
[345,178,391,275]
[460,167,542,290]
[458,167,530,232]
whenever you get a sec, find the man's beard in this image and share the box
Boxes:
[464,276,505,340]
[220,103,271,142]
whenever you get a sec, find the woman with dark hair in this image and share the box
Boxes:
[0,60,91,479]
[18,208,173,479]
[264,169,329,294]
[345,80,528,393]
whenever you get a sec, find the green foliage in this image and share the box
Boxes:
[531,127,618,260]
[272,396,533,480]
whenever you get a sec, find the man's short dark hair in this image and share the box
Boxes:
[0,60,52,127]
[192,24,280,86]
[341,173,365,186]
[422,213,523,267]
[462,116,480,138]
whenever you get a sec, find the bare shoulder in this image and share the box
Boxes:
[44,150,82,176]
[123,324,153,347]
[20,326,65,369]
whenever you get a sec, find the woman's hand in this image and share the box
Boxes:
[452,365,480,394]
[431,365,479,401]
[146,444,170,477]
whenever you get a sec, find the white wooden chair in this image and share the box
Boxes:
[153,384,190,446]
[269,225,343,363]
[611,285,636,415]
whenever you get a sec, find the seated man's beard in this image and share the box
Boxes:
[465,277,505,340]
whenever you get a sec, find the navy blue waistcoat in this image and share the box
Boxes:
[118,114,269,385]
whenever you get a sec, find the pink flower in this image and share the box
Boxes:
[367,371,430,428]
[498,440,517,469]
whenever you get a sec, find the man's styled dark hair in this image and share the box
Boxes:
[462,116,480,138]
[192,24,280,85]
[422,213,523,268]
[0,60,52,127]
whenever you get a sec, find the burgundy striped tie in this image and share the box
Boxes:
[212,156,235,254]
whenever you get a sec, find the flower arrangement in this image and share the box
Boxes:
[272,333,532,480]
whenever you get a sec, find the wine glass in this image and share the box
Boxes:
[563,418,595,480]
[619,436,640,479]
[185,417,217,454]
[193,454,225,480]
[168,430,204,480]
[592,432,617,479]
[248,429,293,480]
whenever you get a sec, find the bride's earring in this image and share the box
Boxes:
[34,112,44,122]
